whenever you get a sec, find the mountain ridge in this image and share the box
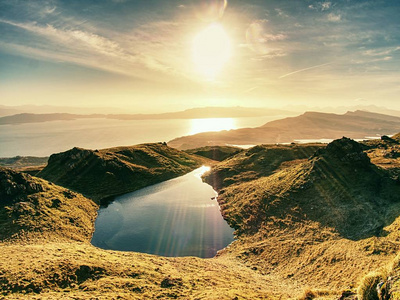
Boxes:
[169,110,400,149]
[0,107,293,125]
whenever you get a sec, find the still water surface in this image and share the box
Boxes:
[0,116,283,157]
[91,167,234,258]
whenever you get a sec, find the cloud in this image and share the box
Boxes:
[275,8,288,18]
[0,19,126,58]
[0,18,181,80]
[309,2,332,11]
[251,50,286,60]
[44,6,56,14]
[263,33,287,42]
[279,62,333,79]
[327,13,341,22]
[362,47,399,57]
[321,2,332,11]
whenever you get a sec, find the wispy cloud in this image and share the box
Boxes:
[362,47,400,57]
[0,17,186,80]
[275,8,288,18]
[279,62,333,79]
[309,2,332,11]
[327,13,341,22]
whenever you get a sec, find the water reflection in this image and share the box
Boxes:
[190,118,235,135]
[91,167,234,258]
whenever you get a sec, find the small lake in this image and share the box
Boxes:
[91,167,234,258]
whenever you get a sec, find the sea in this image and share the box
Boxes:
[0,116,283,157]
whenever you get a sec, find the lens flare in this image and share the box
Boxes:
[246,21,268,54]
[191,0,228,22]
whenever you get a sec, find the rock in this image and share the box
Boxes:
[160,277,183,288]
[315,137,370,165]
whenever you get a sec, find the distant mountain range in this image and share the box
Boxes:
[2,104,400,124]
[0,107,293,125]
[168,110,400,149]
[2,103,400,117]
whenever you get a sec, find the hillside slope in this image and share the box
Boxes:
[0,167,97,242]
[0,167,282,299]
[204,143,324,190]
[169,110,400,149]
[38,143,205,203]
[185,145,243,162]
[3,138,400,298]
[209,138,400,290]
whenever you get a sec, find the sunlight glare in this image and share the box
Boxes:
[190,118,235,135]
[192,23,232,79]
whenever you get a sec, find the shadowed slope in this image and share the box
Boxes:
[0,167,97,242]
[185,145,243,162]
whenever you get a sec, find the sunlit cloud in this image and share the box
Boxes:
[0,17,186,80]
[0,0,399,110]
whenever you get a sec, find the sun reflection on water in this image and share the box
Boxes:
[190,118,236,135]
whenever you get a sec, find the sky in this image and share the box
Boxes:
[0,0,399,113]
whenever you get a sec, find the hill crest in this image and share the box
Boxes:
[38,143,206,203]
[169,110,400,149]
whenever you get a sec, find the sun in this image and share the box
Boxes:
[192,23,232,80]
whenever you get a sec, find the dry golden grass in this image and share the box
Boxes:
[3,137,400,299]
[0,166,282,299]
[209,138,400,296]
[0,241,289,299]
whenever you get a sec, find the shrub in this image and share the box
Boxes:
[357,271,386,300]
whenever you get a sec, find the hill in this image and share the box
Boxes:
[37,143,206,203]
[0,156,48,175]
[185,145,243,162]
[169,110,400,149]
[0,167,279,299]
[203,143,324,190]
[207,137,400,291]
[0,167,97,242]
[2,138,400,299]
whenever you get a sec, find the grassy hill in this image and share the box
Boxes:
[207,137,400,293]
[0,167,97,242]
[2,137,400,299]
[0,167,279,299]
[203,143,323,190]
[0,156,48,176]
[185,145,242,162]
[169,110,400,149]
[37,143,206,203]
